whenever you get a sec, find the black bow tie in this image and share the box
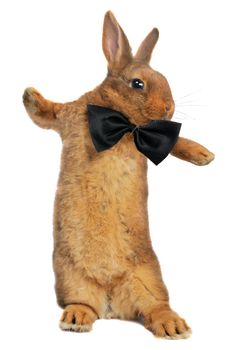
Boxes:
[87,105,181,165]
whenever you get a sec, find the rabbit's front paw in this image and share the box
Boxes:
[23,87,41,114]
[172,138,215,166]
[190,147,215,166]
[59,304,98,332]
[145,306,191,340]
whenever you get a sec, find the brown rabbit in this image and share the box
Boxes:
[23,11,214,339]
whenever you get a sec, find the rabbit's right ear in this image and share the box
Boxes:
[102,11,133,73]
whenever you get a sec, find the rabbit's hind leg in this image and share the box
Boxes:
[60,304,98,332]
[54,259,107,332]
[111,262,191,339]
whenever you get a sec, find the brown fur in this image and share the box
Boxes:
[23,11,214,339]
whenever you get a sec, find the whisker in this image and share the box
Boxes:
[172,115,187,121]
[175,100,196,105]
[173,110,197,121]
[173,89,206,122]
[175,103,206,107]
[172,115,189,121]
[174,90,201,103]
[174,111,190,118]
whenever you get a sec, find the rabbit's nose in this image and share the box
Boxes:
[164,102,174,116]
[165,103,172,113]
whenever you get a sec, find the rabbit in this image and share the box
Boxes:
[23,11,214,339]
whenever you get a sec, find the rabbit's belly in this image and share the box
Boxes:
[76,158,148,285]
[81,243,127,285]
[55,147,148,285]
[78,195,138,284]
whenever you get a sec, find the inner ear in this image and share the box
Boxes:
[103,14,120,63]
[134,28,159,64]
[102,11,132,72]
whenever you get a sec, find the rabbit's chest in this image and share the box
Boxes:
[83,137,144,203]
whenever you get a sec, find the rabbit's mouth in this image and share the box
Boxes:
[145,114,173,123]
[152,102,175,122]
[154,112,174,121]
[161,115,170,120]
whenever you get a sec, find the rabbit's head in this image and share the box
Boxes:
[100,11,174,126]
[23,11,175,133]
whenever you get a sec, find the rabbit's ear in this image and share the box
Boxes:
[134,28,159,63]
[102,11,132,72]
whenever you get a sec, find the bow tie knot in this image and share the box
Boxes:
[130,125,140,134]
[87,105,181,165]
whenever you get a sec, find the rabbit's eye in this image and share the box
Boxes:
[130,79,144,90]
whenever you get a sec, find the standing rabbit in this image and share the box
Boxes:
[23,11,214,339]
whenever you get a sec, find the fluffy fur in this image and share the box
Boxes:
[23,11,214,339]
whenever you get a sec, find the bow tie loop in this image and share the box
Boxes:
[87,105,181,165]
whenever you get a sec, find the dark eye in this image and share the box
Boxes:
[130,78,144,90]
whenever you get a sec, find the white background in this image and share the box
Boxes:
[0,0,233,349]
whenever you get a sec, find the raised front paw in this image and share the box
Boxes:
[189,146,215,166]
[145,306,191,340]
[23,87,42,114]
[171,137,215,166]
[60,304,98,332]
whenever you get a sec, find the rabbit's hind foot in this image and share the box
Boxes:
[144,305,192,340]
[59,304,98,332]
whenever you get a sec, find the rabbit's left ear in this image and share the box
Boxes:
[134,28,159,63]
[102,11,133,73]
